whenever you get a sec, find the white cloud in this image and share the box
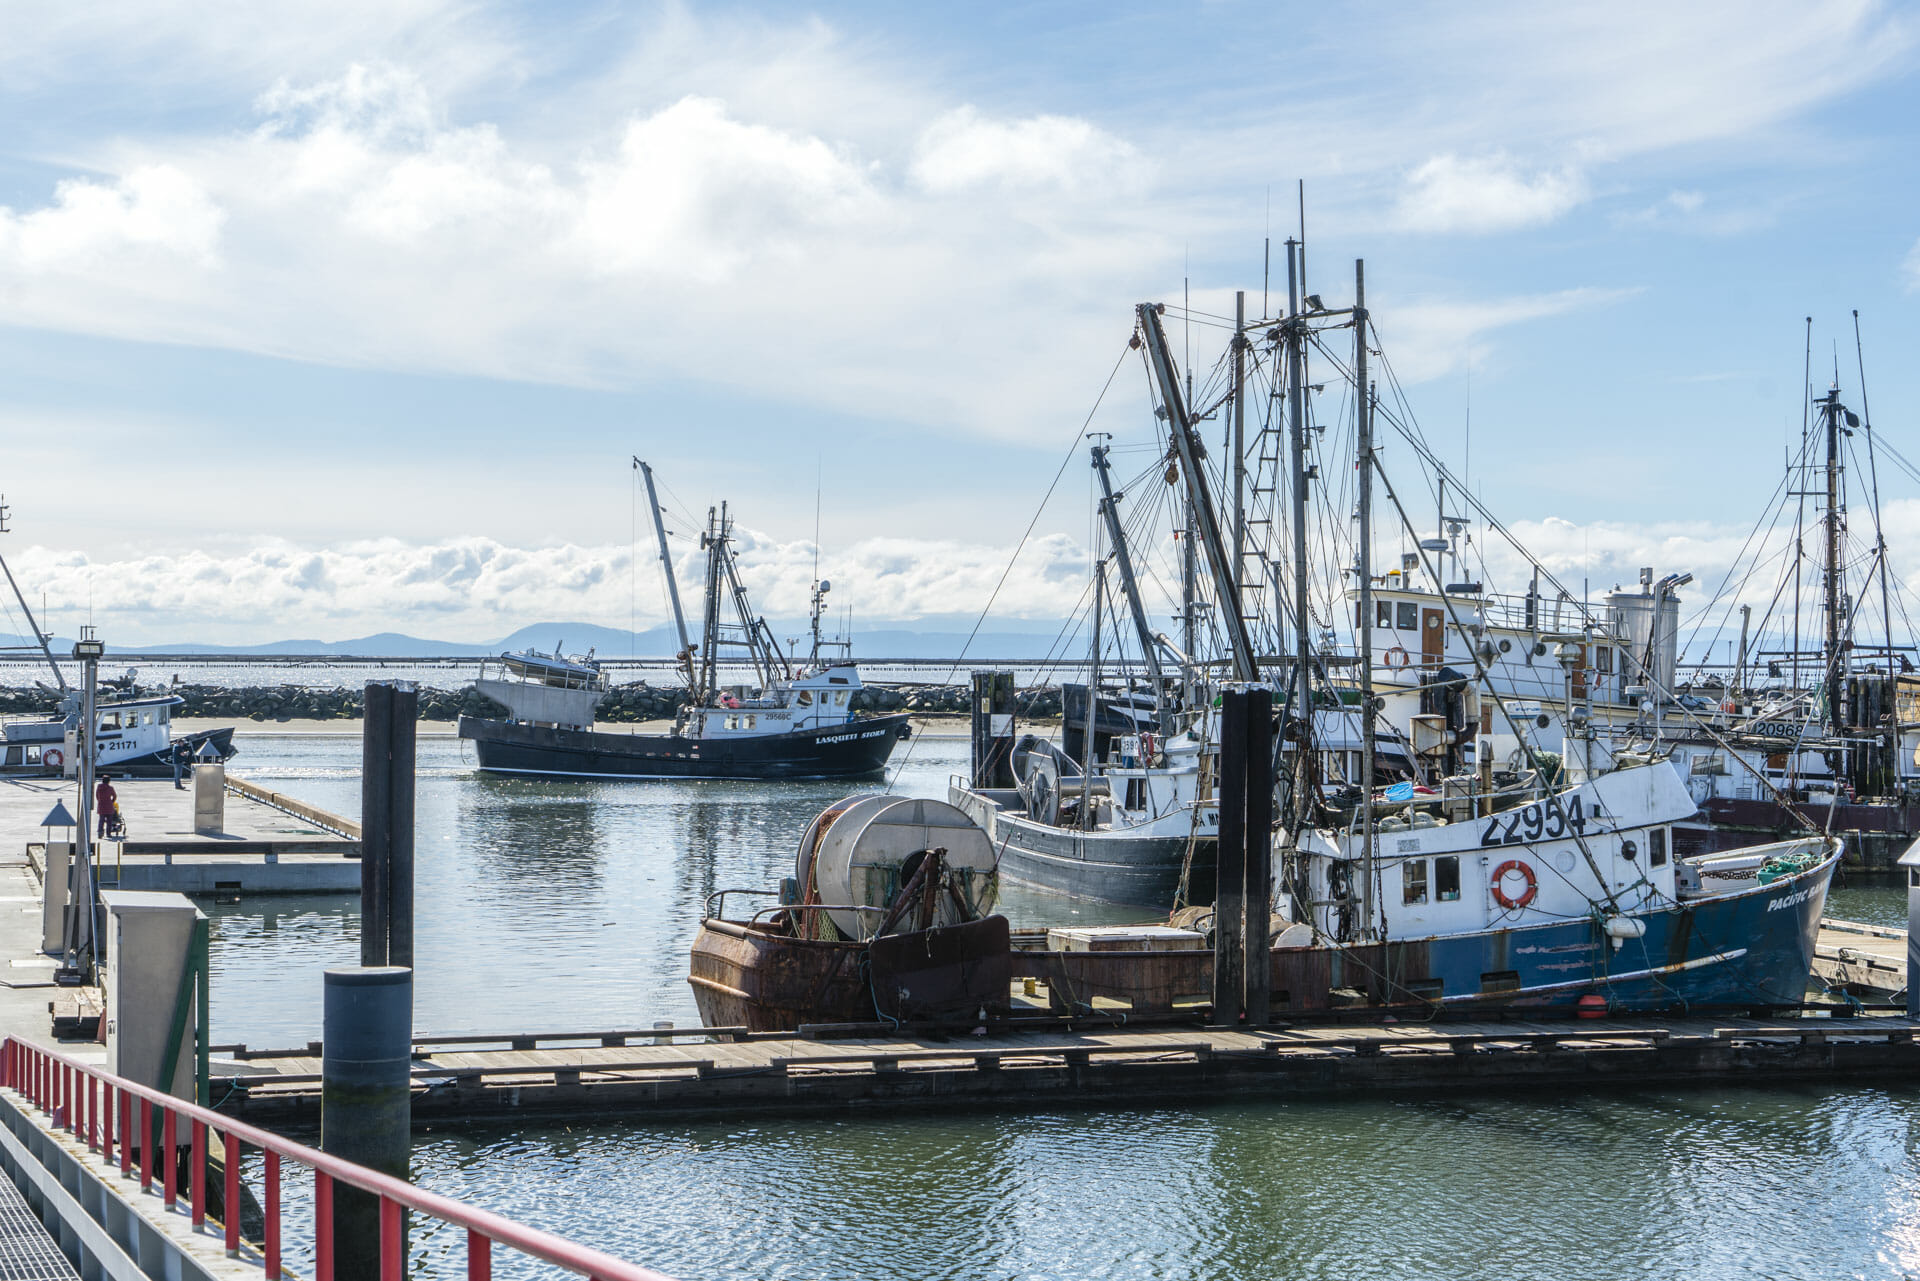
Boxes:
[909,106,1143,195]
[0,166,224,271]
[1377,287,1637,382]
[0,61,1169,439]
[3,528,1096,648]
[1395,153,1589,234]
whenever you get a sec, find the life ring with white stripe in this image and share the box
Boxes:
[1383,646,1411,670]
[1491,859,1538,911]
[43,749,63,770]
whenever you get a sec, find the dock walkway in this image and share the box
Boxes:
[211,1012,1920,1127]
[0,775,359,895]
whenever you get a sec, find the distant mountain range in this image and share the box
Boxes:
[0,619,1080,662]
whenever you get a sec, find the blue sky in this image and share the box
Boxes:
[1,1,1916,647]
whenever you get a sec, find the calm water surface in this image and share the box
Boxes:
[212,730,1920,1280]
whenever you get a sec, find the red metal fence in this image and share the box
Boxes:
[3,1037,679,1281]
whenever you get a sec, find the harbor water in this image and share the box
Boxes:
[209,729,1919,1281]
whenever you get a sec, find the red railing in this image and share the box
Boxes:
[3,1037,679,1281]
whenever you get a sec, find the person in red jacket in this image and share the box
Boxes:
[95,775,120,839]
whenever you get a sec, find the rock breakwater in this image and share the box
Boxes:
[0,680,1066,723]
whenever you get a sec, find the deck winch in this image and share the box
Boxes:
[796,795,997,941]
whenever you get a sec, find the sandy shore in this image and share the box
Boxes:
[176,715,975,739]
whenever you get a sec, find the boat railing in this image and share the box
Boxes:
[702,888,780,921]
[748,903,891,927]
[2,1037,678,1281]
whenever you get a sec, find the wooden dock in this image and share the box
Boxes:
[1813,917,1908,999]
[202,1014,1920,1126]
[0,775,361,894]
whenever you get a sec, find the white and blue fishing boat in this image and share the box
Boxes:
[1281,760,1836,1011]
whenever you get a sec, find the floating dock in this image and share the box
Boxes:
[1813,917,1908,999]
[204,1012,1920,1126]
[0,775,360,895]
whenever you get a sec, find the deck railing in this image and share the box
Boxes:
[2,1036,678,1281]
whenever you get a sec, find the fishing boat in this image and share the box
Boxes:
[1,692,233,778]
[947,442,1223,908]
[1001,255,1838,1015]
[457,461,909,780]
[0,529,234,775]
[688,796,1008,1031]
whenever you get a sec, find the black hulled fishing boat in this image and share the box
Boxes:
[458,461,908,780]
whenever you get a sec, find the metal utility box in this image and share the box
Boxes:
[102,890,204,1100]
[1901,840,1920,1020]
[1046,926,1207,952]
[193,762,226,835]
[40,841,72,953]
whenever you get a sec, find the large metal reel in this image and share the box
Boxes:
[810,796,999,940]
[795,793,890,905]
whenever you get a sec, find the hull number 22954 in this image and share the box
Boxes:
[1481,795,1590,847]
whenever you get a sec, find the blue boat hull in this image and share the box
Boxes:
[1272,851,1836,1014]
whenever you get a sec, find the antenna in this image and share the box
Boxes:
[1297,179,1307,303]
[629,459,638,658]
[1263,185,1271,317]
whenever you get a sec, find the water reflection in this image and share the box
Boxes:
[464,775,607,903]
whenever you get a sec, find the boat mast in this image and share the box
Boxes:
[1092,444,1169,730]
[634,460,696,689]
[699,506,725,706]
[718,525,782,688]
[1353,259,1376,941]
[1284,240,1313,788]
[1083,560,1105,831]
[1821,387,1846,737]
[1136,304,1259,683]
[1854,310,1894,684]
[1232,291,1248,582]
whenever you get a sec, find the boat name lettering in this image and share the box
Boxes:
[1480,795,1587,848]
[1513,942,1597,956]
[1765,885,1815,913]
[1536,960,1591,974]
[816,729,890,745]
[1396,838,1420,853]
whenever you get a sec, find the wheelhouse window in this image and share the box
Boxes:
[1650,828,1667,868]
[1396,602,1418,630]
[1375,601,1392,628]
[1402,859,1428,905]
[1595,646,1613,674]
[1125,778,1146,810]
[1435,855,1460,902]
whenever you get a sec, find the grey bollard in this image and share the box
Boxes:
[323,966,412,1279]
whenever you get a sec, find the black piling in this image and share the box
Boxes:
[1241,688,1274,1023]
[1214,687,1275,1025]
[322,966,412,1278]
[970,671,1016,788]
[360,682,417,967]
[1212,690,1248,1023]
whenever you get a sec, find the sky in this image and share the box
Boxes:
[1,1,1918,651]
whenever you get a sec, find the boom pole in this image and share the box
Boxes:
[1092,444,1170,729]
[1136,304,1259,683]
[634,460,695,689]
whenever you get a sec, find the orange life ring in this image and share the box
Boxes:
[1383,646,1411,670]
[43,748,63,770]
[1140,731,1157,763]
[1491,859,1538,910]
